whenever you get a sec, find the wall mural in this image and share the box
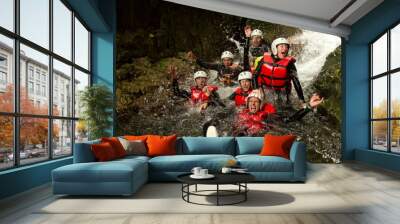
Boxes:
[116,0,342,163]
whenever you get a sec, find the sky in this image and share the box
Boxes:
[0,0,89,72]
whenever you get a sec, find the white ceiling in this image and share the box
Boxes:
[163,0,384,38]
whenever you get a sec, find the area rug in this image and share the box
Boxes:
[37,183,361,214]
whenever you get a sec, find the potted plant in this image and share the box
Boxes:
[79,84,113,140]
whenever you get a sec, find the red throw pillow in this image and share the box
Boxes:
[260,134,297,159]
[91,142,117,161]
[101,137,126,158]
[146,135,177,157]
[124,135,148,142]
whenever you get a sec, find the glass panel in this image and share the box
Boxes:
[53,119,72,158]
[391,24,400,70]
[53,0,72,60]
[391,72,400,118]
[74,17,89,70]
[0,116,13,170]
[372,76,387,119]
[20,117,49,165]
[0,34,14,112]
[20,0,49,49]
[372,121,388,151]
[75,120,88,143]
[74,69,89,118]
[53,59,72,117]
[20,44,49,115]
[372,33,387,76]
[0,0,14,31]
[391,120,400,153]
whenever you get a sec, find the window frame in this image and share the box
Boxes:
[370,20,400,154]
[0,0,92,171]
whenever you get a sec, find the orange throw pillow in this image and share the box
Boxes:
[91,142,117,161]
[101,137,126,158]
[124,135,148,142]
[260,134,297,159]
[146,135,177,157]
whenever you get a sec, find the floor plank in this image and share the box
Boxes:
[1,162,400,224]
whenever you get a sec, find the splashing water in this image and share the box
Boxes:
[290,30,341,86]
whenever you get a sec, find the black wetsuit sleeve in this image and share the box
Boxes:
[172,79,190,99]
[243,37,250,71]
[288,63,305,103]
[209,91,226,107]
[196,59,221,71]
[283,107,312,123]
[228,91,236,101]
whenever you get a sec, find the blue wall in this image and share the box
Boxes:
[343,0,400,171]
[0,0,116,200]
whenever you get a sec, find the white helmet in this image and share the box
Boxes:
[238,71,252,81]
[271,37,290,56]
[251,29,263,38]
[246,89,263,102]
[221,51,234,60]
[193,70,208,79]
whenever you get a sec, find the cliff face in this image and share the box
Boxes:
[116,0,341,163]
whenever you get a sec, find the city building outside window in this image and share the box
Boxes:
[0,0,91,170]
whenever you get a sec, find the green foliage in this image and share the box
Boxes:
[79,84,113,140]
[307,47,342,130]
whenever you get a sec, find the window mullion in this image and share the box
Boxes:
[387,30,391,152]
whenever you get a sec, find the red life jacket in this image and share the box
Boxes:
[237,109,269,135]
[190,85,218,104]
[233,88,252,107]
[257,53,295,90]
[236,103,277,135]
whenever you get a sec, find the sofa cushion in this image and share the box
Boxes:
[236,155,293,172]
[235,137,263,155]
[147,135,177,157]
[101,137,127,158]
[53,159,147,183]
[260,134,297,159]
[91,142,118,161]
[180,137,235,155]
[118,138,147,156]
[149,154,235,172]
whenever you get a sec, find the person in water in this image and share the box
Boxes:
[252,37,306,106]
[169,65,225,111]
[187,50,242,86]
[228,71,253,108]
[243,25,270,69]
[233,90,323,136]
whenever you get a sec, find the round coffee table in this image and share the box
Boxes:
[177,172,255,206]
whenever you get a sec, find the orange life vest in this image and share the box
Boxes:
[257,53,295,90]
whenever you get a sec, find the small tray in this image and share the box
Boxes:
[190,174,215,179]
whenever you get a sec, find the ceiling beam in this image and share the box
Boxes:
[163,0,351,38]
[330,0,368,28]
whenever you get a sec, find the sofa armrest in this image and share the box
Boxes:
[289,141,307,181]
[73,141,99,163]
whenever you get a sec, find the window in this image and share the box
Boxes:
[28,81,34,94]
[20,0,49,49]
[0,0,91,170]
[371,23,400,154]
[0,0,14,32]
[0,35,13,113]
[75,17,90,70]
[0,71,6,85]
[28,67,34,80]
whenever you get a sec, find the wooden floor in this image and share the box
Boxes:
[1,162,400,224]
